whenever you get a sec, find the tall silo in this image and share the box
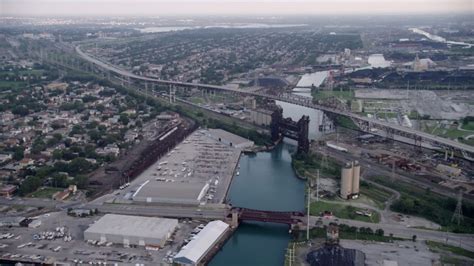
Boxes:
[340,162,353,199]
[352,161,361,196]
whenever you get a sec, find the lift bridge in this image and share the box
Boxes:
[67,45,474,160]
[229,207,306,225]
[270,106,310,154]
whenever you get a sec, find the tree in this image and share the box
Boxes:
[88,129,102,142]
[19,176,42,196]
[12,105,29,116]
[119,113,129,125]
[52,174,69,188]
[412,235,417,242]
[13,146,25,161]
[73,175,89,189]
[375,229,384,236]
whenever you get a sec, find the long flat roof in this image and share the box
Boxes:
[84,214,178,239]
[133,181,206,202]
[174,220,229,264]
[207,128,253,146]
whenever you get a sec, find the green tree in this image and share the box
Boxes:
[19,176,42,196]
[13,146,25,161]
[119,113,129,125]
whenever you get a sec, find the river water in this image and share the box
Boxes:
[210,71,331,265]
[209,143,305,266]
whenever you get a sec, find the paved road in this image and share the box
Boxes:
[0,197,83,212]
[75,45,474,155]
[87,203,228,220]
[311,216,474,252]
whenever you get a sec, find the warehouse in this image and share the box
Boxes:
[207,128,254,149]
[133,181,209,204]
[174,220,230,265]
[84,214,178,247]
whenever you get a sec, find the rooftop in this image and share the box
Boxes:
[174,220,229,264]
[84,214,178,239]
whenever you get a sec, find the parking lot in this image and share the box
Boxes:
[0,211,207,265]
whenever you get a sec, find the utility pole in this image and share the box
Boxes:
[451,191,463,226]
[307,184,311,241]
[316,169,320,202]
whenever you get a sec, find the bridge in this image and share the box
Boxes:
[76,46,474,159]
[271,106,310,153]
[230,207,305,225]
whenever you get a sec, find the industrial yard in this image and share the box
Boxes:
[0,211,231,265]
[105,129,248,206]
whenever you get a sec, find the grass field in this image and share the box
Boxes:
[359,181,393,209]
[0,81,27,90]
[461,121,474,131]
[369,176,474,233]
[310,200,381,223]
[422,121,472,140]
[303,227,401,242]
[312,90,354,101]
[29,187,63,198]
[460,138,474,146]
[426,240,474,259]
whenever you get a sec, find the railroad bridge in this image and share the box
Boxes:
[270,106,310,154]
[229,207,305,225]
[71,45,474,160]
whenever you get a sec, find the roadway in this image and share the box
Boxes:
[75,45,474,155]
[311,215,474,252]
[86,203,227,220]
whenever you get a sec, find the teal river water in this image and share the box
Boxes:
[209,143,305,266]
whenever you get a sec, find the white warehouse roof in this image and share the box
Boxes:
[84,214,178,244]
[174,220,229,265]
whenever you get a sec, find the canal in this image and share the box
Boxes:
[209,143,306,266]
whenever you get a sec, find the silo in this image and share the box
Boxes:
[352,161,361,195]
[340,162,353,199]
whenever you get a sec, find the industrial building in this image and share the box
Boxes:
[207,128,254,149]
[133,181,209,205]
[129,129,241,205]
[340,161,361,200]
[84,214,178,248]
[173,220,230,265]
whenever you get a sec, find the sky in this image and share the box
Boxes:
[1,0,473,16]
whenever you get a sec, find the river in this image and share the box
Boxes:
[209,143,305,266]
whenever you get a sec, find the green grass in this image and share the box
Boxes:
[28,187,63,198]
[363,112,398,119]
[303,227,401,242]
[310,200,381,223]
[334,115,358,130]
[312,90,354,101]
[359,181,393,209]
[188,96,205,104]
[461,121,474,131]
[370,176,474,233]
[460,138,474,146]
[426,240,474,259]
[0,81,27,90]
[292,152,341,180]
[421,121,472,140]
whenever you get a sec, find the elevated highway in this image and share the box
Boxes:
[76,46,474,158]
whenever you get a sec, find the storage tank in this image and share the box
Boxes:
[340,163,353,199]
[352,161,361,195]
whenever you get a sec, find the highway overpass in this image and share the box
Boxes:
[76,46,474,158]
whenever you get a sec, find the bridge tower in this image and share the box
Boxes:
[297,115,310,154]
[270,106,310,154]
[270,107,283,142]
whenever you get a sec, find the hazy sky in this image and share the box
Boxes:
[1,0,473,16]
